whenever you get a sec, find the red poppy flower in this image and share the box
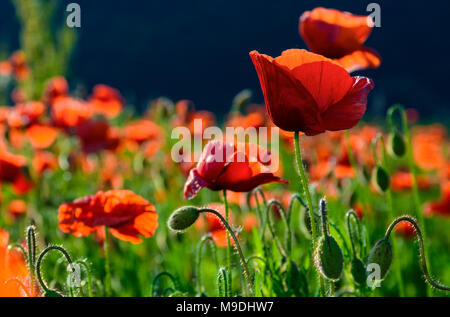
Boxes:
[25,124,58,149]
[124,119,163,144]
[43,76,69,105]
[0,61,13,77]
[51,96,92,128]
[394,220,416,239]
[9,51,29,81]
[424,181,450,217]
[32,151,58,175]
[58,190,158,244]
[88,84,123,118]
[75,120,120,153]
[184,140,287,200]
[249,49,374,135]
[8,199,27,218]
[7,102,45,128]
[0,150,33,194]
[390,171,432,192]
[299,7,381,72]
[0,228,35,296]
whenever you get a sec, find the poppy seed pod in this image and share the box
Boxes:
[350,258,366,285]
[388,132,406,158]
[367,239,393,280]
[168,206,200,232]
[314,235,344,281]
[372,166,390,193]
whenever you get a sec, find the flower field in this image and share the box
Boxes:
[0,3,449,298]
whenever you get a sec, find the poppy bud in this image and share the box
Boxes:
[44,289,64,297]
[388,132,406,158]
[314,235,344,281]
[372,166,390,193]
[350,258,366,285]
[367,239,393,280]
[168,206,200,232]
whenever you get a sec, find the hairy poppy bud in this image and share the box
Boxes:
[372,166,390,193]
[388,132,406,158]
[367,238,393,280]
[350,258,366,285]
[314,235,344,281]
[44,289,64,297]
[168,206,200,232]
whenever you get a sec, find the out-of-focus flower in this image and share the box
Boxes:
[0,60,13,77]
[188,111,216,136]
[394,220,416,239]
[412,126,446,171]
[100,153,123,190]
[8,51,29,81]
[8,128,26,149]
[242,213,259,232]
[43,76,69,105]
[0,149,33,194]
[390,171,433,192]
[123,119,164,159]
[58,189,158,244]
[0,228,34,296]
[7,102,46,128]
[32,151,58,175]
[299,7,381,72]
[424,181,450,217]
[249,49,374,135]
[25,124,58,149]
[184,140,287,200]
[88,84,123,118]
[51,96,92,129]
[8,199,27,218]
[75,120,120,154]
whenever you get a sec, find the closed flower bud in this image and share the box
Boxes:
[372,166,390,193]
[314,235,344,281]
[350,258,366,285]
[168,206,200,232]
[367,238,393,280]
[388,132,406,158]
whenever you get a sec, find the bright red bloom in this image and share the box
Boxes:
[394,221,416,239]
[184,140,287,200]
[249,49,374,135]
[89,84,123,118]
[51,96,92,128]
[58,190,158,244]
[25,124,58,149]
[299,7,381,72]
[75,120,120,153]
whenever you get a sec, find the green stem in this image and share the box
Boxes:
[385,216,450,292]
[265,199,291,258]
[150,272,178,296]
[196,235,218,293]
[104,227,112,297]
[222,189,233,296]
[293,131,324,295]
[200,208,253,293]
[74,259,94,297]
[26,226,37,296]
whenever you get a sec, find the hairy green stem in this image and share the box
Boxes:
[222,189,233,296]
[103,227,112,296]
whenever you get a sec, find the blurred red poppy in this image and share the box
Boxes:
[184,140,287,200]
[7,102,45,128]
[43,76,69,105]
[0,228,34,296]
[424,181,450,217]
[299,7,381,72]
[25,124,58,149]
[8,199,27,218]
[0,150,33,194]
[58,189,158,244]
[124,119,163,144]
[89,84,123,118]
[195,203,234,247]
[249,49,374,135]
[8,51,29,81]
[394,220,416,239]
[51,96,92,128]
[75,119,120,153]
[32,151,58,175]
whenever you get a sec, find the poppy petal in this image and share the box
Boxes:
[335,47,382,73]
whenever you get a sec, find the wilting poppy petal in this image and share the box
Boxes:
[25,124,58,149]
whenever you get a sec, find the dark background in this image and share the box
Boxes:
[1,0,449,119]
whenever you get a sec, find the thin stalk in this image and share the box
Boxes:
[222,189,233,296]
[74,259,94,297]
[103,226,112,297]
[293,131,324,295]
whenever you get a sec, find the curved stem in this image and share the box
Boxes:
[287,193,308,225]
[217,268,228,297]
[329,221,351,259]
[252,187,267,238]
[265,199,291,258]
[345,210,361,258]
[196,235,218,293]
[385,216,450,292]
[200,208,253,291]
[151,271,178,296]
[36,245,74,296]
[222,189,233,295]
